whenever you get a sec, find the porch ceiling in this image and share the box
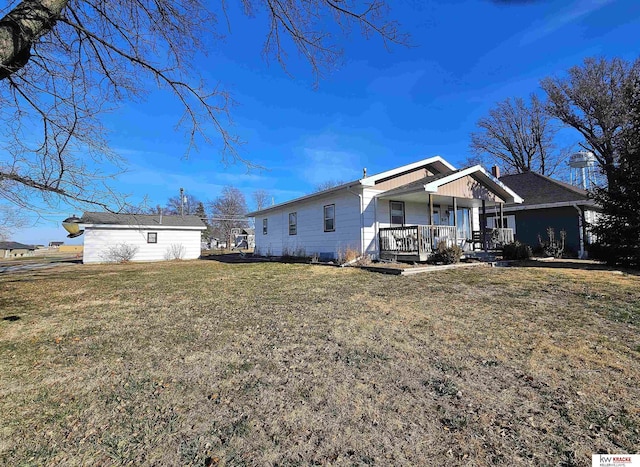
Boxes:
[377,191,496,208]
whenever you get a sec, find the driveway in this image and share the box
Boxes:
[0,260,80,275]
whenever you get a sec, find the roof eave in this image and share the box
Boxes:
[246,180,363,217]
[360,155,456,187]
[82,223,206,230]
[501,199,600,212]
[420,165,523,203]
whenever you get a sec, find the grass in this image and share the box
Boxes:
[1,259,639,465]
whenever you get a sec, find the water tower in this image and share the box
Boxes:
[569,151,597,190]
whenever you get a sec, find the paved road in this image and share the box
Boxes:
[0,260,79,275]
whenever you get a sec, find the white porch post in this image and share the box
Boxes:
[481,200,487,252]
[429,193,434,248]
[429,193,434,224]
[453,197,458,246]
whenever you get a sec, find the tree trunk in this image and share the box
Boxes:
[0,0,68,80]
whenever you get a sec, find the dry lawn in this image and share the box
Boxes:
[1,259,639,466]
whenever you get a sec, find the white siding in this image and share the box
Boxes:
[362,189,381,257]
[254,189,362,258]
[376,200,429,229]
[83,227,202,263]
[584,208,601,244]
[363,193,431,257]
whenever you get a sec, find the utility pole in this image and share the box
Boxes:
[180,187,184,216]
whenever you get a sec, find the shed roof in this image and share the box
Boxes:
[499,172,589,206]
[82,212,206,228]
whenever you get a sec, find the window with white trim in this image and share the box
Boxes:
[486,215,516,234]
[289,212,297,235]
[147,232,157,243]
[324,204,335,232]
[390,201,405,225]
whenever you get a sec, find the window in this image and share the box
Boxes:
[390,201,405,225]
[147,232,157,243]
[324,204,335,232]
[289,212,297,235]
[486,215,516,234]
[263,218,268,235]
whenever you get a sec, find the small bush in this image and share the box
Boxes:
[337,246,360,265]
[429,242,462,265]
[164,243,186,260]
[502,241,532,260]
[536,227,566,258]
[102,243,139,263]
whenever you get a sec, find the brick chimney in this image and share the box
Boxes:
[491,165,501,178]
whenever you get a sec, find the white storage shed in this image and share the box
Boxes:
[80,212,206,263]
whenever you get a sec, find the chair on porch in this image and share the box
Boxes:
[471,231,483,250]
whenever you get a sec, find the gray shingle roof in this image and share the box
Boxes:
[499,172,589,205]
[0,241,35,250]
[82,212,206,228]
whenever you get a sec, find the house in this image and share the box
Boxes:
[0,241,36,259]
[48,241,64,248]
[79,212,207,263]
[233,228,255,249]
[482,168,600,258]
[247,157,523,262]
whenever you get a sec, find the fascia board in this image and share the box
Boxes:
[83,224,206,230]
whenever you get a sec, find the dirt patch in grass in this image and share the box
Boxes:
[1,260,639,465]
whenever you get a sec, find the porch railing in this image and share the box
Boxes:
[488,228,514,247]
[379,225,515,259]
[379,225,459,257]
[379,226,419,253]
[419,225,457,251]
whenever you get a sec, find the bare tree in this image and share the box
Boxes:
[208,186,248,245]
[0,204,27,240]
[121,201,162,215]
[252,189,272,211]
[541,57,639,186]
[314,180,347,192]
[165,193,201,216]
[470,94,562,175]
[0,0,408,216]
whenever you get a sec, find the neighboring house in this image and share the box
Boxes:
[483,169,600,258]
[247,157,523,262]
[49,241,64,248]
[80,212,207,263]
[233,228,255,249]
[0,241,36,259]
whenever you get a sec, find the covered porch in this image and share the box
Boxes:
[375,166,522,262]
[378,224,514,262]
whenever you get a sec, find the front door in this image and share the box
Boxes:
[432,206,450,226]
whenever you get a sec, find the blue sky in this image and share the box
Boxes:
[17,0,640,244]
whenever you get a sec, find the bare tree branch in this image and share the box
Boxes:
[470,94,564,176]
[541,57,639,186]
[0,0,409,219]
